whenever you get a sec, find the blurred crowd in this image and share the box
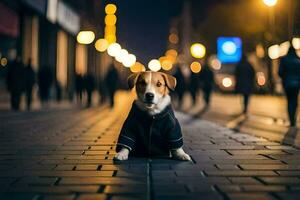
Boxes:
[171,46,299,127]
[4,46,300,127]
[5,59,120,111]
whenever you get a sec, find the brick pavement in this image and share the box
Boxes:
[0,91,300,200]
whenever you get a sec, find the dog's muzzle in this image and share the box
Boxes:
[145,92,155,104]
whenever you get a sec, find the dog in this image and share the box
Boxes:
[114,71,191,161]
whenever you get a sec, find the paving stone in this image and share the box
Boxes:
[258,177,300,184]
[76,165,99,170]
[42,194,76,200]
[76,194,106,200]
[1,93,299,199]
[227,193,275,200]
[228,177,262,184]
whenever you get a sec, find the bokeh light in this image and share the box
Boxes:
[222,41,237,55]
[292,38,300,50]
[161,59,173,71]
[190,43,206,58]
[262,0,278,7]
[222,77,233,88]
[256,44,265,58]
[77,31,95,44]
[105,25,116,35]
[169,33,179,44]
[107,43,121,57]
[105,4,117,15]
[148,59,161,72]
[268,44,280,59]
[130,62,146,73]
[105,34,117,44]
[256,72,266,86]
[116,49,129,63]
[105,14,117,26]
[0,57,7,67]
[190,61,202,73]
[122,54,136,67]
[279,41,290,57]
[211,58,221,70]
[95,39,109,52]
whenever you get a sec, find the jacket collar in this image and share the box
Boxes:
[132,100,172,120]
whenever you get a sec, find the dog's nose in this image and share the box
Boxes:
[145,92,154,101]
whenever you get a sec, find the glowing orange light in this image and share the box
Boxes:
[257,72,266,86]
[169,33,179,44]
[190,61,202,73]
[161,59,173,71]
[95,39,109,52]
[105,4,117,14]
[105,14,117,26]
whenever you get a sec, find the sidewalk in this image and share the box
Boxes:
[0,91,299,200]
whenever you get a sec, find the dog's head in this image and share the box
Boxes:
[128,71,176,107]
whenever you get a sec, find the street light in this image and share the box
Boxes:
[190,61,202,73]
[77,31,95,44]
[262,0,278,7]
[190,43,206,59]
[122,54,136,67]
[95,38,109,52]
[107,43,121,57]
[148,59,161,72]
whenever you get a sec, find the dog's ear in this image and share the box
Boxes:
[127,73,140,89]
[161,73,177,91]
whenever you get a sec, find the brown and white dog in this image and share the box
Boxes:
[114,71,191,161]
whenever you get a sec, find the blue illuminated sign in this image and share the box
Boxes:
[217,37,242,63]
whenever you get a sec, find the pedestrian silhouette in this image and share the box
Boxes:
[189,71,200,106]
[174,65,186,109]
[84,74,95,107]
[75,74,84,104]
[104,63,119,108]
[234,54,255,114]
[279,46,300,127]
[38,66,53,105]
[55,81,62,102]
[199,61,214,108]
[24,58,36,110]
[6,57,24,110]
[98,79,108,105]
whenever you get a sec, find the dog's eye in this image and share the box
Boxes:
[157,82,162,87]
[139,81,147,86]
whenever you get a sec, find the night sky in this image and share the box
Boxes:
[115,0,183,65]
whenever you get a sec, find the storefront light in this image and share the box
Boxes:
[77,31,95,44]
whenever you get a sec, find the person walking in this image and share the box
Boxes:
[174,65,186,109]
[189,72,200,106]
[6,57,24,111]
[279,46,300,127]
[75,74,84,104]
[38,66,53,105]
[234,54,255,114]
[24,59,36,110]
[104,63,119,108]
[84,74,95,108]
[199,61,214,108]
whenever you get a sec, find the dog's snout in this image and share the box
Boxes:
[145,92,154,101]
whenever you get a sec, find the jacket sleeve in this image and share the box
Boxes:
[166,114,184,150]
[116,114,136,152]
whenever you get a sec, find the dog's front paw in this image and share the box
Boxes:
[171,148,192,161]
[114,148,129,161]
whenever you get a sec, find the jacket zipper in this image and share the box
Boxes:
[148,116,155,156]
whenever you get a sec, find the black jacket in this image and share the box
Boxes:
[116,101,183,157]
[234,60,255,94]
[279,54,300,88]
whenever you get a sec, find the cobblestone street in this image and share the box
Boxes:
[1,92,300,200]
